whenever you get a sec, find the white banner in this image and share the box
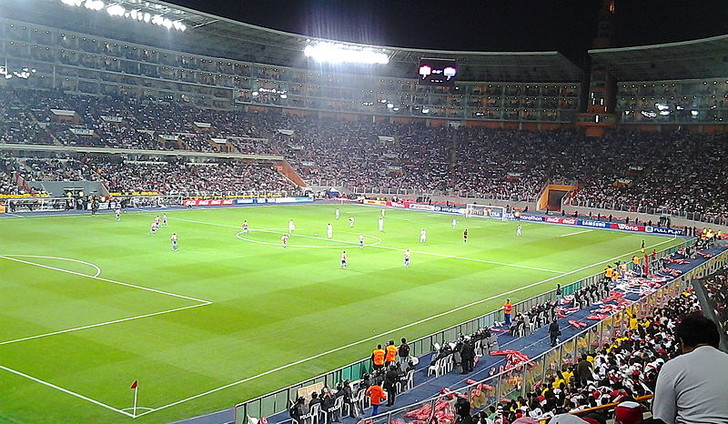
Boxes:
[69,128,94,136]
[101,115,123,123]
[50,109,76,117]
[194,122,212,128]
[158,134,179,141]
[378,136,395,142]
[277,129,295,136]
[211,138,228,144]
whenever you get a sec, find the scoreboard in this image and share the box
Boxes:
[418,58,458,85]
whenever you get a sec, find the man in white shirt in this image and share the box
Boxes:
[652,313,728,424]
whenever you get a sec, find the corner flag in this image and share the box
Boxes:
[130,380,139,416]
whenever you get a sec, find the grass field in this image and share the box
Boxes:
[0,203,683,424]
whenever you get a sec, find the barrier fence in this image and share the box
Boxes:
[233,239,695,423]
[355,247,727,424]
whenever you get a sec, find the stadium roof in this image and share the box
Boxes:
[8,0,583,82]
[589,34,728,81]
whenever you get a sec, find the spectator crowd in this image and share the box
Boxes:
[1,87,728,223]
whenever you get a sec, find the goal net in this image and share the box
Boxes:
[465,204,509,221]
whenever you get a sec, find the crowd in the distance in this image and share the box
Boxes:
[0,154,295,196]
[2,88,728,220]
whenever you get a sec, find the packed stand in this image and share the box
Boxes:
[4,88,728,219]
[463,291,700,424]
[95,158,295,195]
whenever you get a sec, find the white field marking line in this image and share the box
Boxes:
[0,255,210,304]
[235,231,383,249]
[559,229,593,237]
[0,364,134,417]
[174,217,562,273]
[3,254,102,277]
[134,237,677,417]
[0,302,210,346]
[254,229,383,245]
[374,246,564,274]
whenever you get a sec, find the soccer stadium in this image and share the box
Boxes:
[0,1,727,424]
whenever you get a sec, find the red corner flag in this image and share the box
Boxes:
[130,380,138,390]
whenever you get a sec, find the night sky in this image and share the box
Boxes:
[168,0,728,60]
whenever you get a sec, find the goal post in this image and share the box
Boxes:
[465,204,509,221]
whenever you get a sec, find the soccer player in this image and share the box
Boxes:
[403,249,411,268]
[288,219,296,233]
[281,234,289,249]
[419,228,427,243]
[335,208,340,220]
[149,221,158,235]
[242,220,250,234]
[161,213,168,227]
[381,207,386,217]
[516,224,522,237]
[359,234,365,248]
[327,223,333,239]
[463,229,469,243]
[378,217,384,232]
[340,250,348,268]
[154,215,160,225]
[170,233,178,251]
[349,216,355,228]
[115,207,121,221]
[451,218,457,230]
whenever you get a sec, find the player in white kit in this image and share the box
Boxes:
[516,225,522,237]
[349,217,355,228]
[161,213,168,227]
[359,234,365,248]
[420,229,427,243]
[451,218,457,230]
[378,217,384,232]
[288,219,296,233]
[335,208,340,220]
[115,207,121,221]
[327,223,333,239]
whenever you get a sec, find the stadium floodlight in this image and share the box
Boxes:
[106,4,125,16]
[304,42,389,65]
[55,0,186,31]
[84,0,105,11]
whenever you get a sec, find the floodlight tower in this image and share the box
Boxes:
[577,0,618,137]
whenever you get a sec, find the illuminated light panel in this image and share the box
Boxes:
[304,42,389,65]
[56,0,186,31]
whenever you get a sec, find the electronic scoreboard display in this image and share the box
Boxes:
[418,58,458,85]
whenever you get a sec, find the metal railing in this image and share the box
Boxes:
[233,240,693,423]
[359,248,726,424]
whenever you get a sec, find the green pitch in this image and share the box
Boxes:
[0,204,682,424]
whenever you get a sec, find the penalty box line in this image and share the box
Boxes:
[134,238,677,417]
[0,256,213,417]
[0,255,210,304]
[0,364,135,418]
